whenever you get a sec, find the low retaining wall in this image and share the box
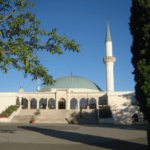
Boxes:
[0,105,22,123]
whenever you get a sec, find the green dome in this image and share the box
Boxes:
[39,76,102,91]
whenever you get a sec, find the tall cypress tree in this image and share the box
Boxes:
[129,0,150,124]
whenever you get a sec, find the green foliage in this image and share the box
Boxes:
[73,117,76,120]
[129,0,150,124]
[0,105,19,116]
[31,116,35,120]
[0,0,81,86]
[99,106,112,118]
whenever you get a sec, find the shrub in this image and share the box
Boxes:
[99,106,112,118]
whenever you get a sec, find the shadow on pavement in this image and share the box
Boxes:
[78,124,147,131]
[14,125,148,150]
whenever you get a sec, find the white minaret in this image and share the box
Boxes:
[37,78,40,91]
[103,18,116,92]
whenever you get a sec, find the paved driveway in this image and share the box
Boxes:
[0,123,148,150]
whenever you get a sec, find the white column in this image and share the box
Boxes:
[55,92,58,110]
[28,100,30,109]
[47,98,49,109]
[67,93,70,110]
[78,99,80,110]
[46,98,48,110]
[96,97,99,109]
[37,98,39,109]
[87,96,89,109]
[19,97,21,106]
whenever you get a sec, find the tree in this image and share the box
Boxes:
[129,0,150,124]
[0,0,81,86]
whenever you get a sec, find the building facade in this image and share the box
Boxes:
[0,19,145,125]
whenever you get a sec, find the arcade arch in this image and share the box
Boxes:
[58,98,66,109]
[30,98,37,109]
[39,98,47,109]
[80,98,87,109]
[48,98,55,109]
[89,98,96,109]
[22,98,28,109]
[70,98,78,109]
[132,114,139,122]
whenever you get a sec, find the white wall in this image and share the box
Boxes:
[0,92,19,114]
[0,90,145,125]
[107,91,144,124]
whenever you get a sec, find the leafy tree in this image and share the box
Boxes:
[0,0,81,86]
[129,0,150,124]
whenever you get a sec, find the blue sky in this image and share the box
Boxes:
[0,0,135,92]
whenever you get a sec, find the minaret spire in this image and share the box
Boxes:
[103,18,116,92]
[105,17,112,43]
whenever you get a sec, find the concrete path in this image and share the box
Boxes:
[0,123,148,150]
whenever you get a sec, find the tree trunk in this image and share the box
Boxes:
[147,125,150,150]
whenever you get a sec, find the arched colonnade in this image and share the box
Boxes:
[20,97,99,110]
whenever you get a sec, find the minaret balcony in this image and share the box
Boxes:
[103,56,116,63]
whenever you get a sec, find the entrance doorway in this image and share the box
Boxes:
[58,98,66,109]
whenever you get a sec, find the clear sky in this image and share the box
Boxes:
[0,0,135,92]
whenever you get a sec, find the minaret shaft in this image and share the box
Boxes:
[106,42,112,56]
[103,19,116,92]
[37,78,40,91]
[105,60,115,91]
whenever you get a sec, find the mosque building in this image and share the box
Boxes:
[0,19,145,125]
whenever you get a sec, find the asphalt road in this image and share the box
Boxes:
[0,123,148,150]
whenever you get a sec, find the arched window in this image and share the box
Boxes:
[99,98,106,105]
[48,98,55,109]
[89,98,96,109]
[132,114,139,122]
[80,98,87,109]
[31,98,37,109]
[131,96,138,105]
[70,98,78,109]
[39,98,47,109]
[22,98,28,109]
